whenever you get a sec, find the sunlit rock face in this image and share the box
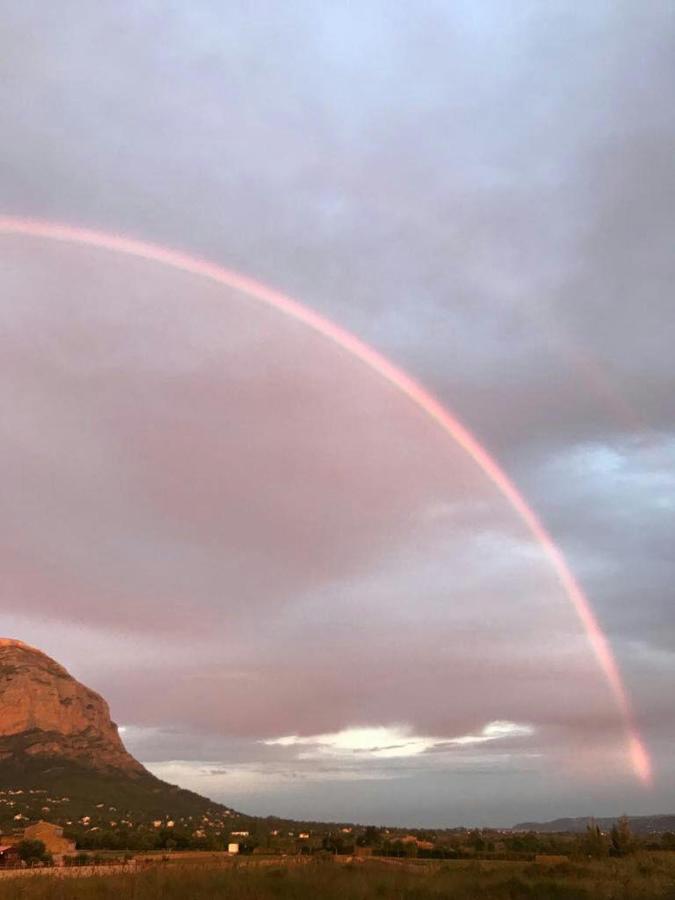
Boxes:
[0,638,145,776]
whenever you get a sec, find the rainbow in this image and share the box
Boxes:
[0,215,652,785]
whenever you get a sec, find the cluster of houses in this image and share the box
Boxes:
[0,785,246,841]
[0,820,76,868]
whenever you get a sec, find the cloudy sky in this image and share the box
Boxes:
[1,2,674,827]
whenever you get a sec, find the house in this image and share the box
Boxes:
[22,821,76,858]
[0,845,21,868]
[400,835,434,851]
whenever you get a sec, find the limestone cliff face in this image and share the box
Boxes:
[0,639,145,776]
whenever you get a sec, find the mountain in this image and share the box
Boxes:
[0,638,144,775]
[0,638,245,836]
[513,815,675,835]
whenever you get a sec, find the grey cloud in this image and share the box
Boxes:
[1,0,673,824]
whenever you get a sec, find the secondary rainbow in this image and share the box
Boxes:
[0,215,652,785]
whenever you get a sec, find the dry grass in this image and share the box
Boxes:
[0,854,674,899]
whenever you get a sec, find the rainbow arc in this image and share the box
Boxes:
[0,216,652,785]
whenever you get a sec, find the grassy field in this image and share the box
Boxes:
[0,855,675,900]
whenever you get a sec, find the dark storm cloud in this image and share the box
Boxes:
[0,1,673,823]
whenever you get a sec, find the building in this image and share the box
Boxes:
[22,821,76,858]
[400,835,434,851]
[0,845,21,868]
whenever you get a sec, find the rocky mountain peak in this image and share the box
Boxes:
[0,638,145,776]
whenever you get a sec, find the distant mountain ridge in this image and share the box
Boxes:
[514,814,675,835]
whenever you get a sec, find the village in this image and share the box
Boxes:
[0,786,566,871]
[0,815,561,872]
[0,787,646,874]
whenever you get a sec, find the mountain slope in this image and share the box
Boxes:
[0,638,143,775]
[0,638,243,834]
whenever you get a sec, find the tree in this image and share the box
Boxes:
[582,819,607,858]
[468,829,486,851]
[16,839,50,867]
[508,831,541,854]
[322,833,352,855]
[661,832,675,851]
[610,815,634,857]
[356,826,382,848]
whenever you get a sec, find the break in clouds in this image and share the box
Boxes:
[1,1,674,825]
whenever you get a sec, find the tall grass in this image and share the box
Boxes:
[0,855,674,899]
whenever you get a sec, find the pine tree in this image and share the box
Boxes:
[610,815,634,857]
[582,819,607,858]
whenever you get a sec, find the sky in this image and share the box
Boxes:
[0,1,674,827]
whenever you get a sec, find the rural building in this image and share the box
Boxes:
[22,821,76,857]
[0,845,21,868]
[400,835,434,850]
